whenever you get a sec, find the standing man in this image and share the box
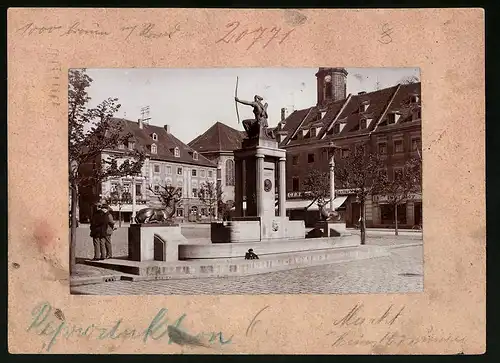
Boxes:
[90,204,106,261]
[101,204,115,259]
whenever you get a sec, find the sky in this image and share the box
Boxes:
[84,67,420,144]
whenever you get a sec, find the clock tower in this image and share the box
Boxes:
[316,67,348,108]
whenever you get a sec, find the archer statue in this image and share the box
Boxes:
[235,94,273,139]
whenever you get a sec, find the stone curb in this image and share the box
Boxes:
[387,242,423,249]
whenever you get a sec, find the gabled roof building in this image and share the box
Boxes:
[79,118,218,224]
[278,68,422,229]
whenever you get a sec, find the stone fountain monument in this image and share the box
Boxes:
[210,94,305,243]
[82,93,386,280]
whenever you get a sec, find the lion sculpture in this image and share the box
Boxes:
[134,207,169,224]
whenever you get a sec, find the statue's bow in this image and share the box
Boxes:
[235,76,240,124]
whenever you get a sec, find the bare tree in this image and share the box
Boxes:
[379,158,422,235]
[302,169,332,215]
[398,75,420,84]
[198,181,223,222]
[147,184,183,220]
[334,145,385,244]
[68,68,145,273]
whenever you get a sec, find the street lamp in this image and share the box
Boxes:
[324,142,341,210]
[131,175,137,223]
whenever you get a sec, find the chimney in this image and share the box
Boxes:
[358,91,367,95]
[138,118,143,129]
[164,124,170,133]
[281,107,286,121]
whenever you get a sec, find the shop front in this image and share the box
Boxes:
[371,193,422,229]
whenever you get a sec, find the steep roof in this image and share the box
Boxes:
[280,82,421,147]
[279,107,313,145]
[375,82,421,128]
[110,118,216,167]
[282,99,348,147]
[327,85,399,138]
[188,121,246,153]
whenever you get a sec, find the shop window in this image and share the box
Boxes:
[380,204,407,225]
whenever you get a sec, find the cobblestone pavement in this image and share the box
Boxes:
[71,245,423,295]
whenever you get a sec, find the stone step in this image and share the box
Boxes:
[83,245,390,281]
[179,235,358,260]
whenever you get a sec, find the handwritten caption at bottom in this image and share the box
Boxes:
[27,302,233,352]
[327,303,466,349]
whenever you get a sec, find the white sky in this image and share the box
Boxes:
[84,67,420,144]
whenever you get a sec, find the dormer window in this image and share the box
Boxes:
[359,118,373,130]
[359,101,370,113]
[410,94,420,103]
[174,147,180,158]
[118,143,125,150]
[334,124,340,134]
[193,151,198,160]
[310,128,317,138]
[321,111,327,119]
[387,112,401,125]
[152,133,158,141]
[151,144,157,154]
[128,141,135,150]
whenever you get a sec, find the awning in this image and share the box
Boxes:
[286,196,348,211]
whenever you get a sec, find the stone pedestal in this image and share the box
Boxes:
[128,224,188,262]
[220,135,305,243]
[315,221,347,237]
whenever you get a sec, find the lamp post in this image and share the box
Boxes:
[325,142,341,210]
[131,175,137,223]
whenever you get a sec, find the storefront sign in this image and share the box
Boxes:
[287,191,313,199]
[372,193,422,203]
[336,188,359,196]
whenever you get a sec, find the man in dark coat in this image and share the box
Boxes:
[90,204,107,260]
[101,204,115,259]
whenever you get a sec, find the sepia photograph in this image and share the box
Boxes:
[69,67,423,295]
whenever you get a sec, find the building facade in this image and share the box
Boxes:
[279,68,422,229]
[188,121,246,205]
[78,118,217,224]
